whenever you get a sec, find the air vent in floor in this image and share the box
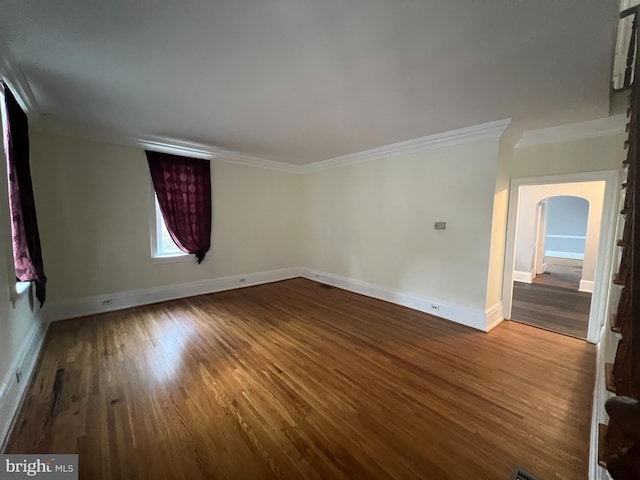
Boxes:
[510,467,539,480]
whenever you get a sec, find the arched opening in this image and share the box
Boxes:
[510,182,604,339]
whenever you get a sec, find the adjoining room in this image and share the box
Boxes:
[510,182,606,339]
[0,1,637,479]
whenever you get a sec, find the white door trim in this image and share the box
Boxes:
[502,170,619,344]
[534,199,548,276]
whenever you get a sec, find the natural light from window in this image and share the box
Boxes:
[154,196,185,257]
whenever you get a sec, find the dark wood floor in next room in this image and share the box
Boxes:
[6,278,595,480]
[511,281,591,339]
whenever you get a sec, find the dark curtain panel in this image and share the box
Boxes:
[146,150,211,263]
[3,84,47,306]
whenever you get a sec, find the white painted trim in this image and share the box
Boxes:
[31,116,511,174]
[0,59,40,117]
[546,234,587,239]
[45,265,508,331]
[513,270,534,283]
[544,250,585,260]
[0,313,49,451]
[150,253,197,264]
[136,137,219,160]
[516,115,626,148]
[300,268,495,332]
[485,303,504,331]
[44,267,301,322]
[29,117,300,174]
[579,279,595,293]
[215,152,301,174]
[502,170,619,345]
[300,119,511,173]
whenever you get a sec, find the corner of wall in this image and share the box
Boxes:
[484,127,517,318]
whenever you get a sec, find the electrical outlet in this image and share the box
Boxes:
[15,369,22,384]
[430,304,440,312]
[101,298,113,306]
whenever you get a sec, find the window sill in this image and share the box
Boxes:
[10,281,32,305]
[151,252,211,265]
[15,281,31,296]
[151,254,192,264]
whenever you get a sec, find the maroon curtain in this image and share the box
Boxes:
[3,84,47,306]
[146,151,211,263]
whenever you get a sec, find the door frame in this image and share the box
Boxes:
[533,199,548,276]
[502,170,619,344]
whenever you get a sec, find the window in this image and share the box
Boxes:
[151,194,187,259]
[146,150,211,264]
[0,84,24,296]
[0,82,47,304]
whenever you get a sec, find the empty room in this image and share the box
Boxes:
[0,1,638,479]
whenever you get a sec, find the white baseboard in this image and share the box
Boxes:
[580,279,595,293]
[545,250,585,260]
[45,265,506,332]
[300,268,496,332]
[485,303,505,332]
[0,313,49,452]
[45,267,301,322]
[513,270,534,284]
[539,262,548,274]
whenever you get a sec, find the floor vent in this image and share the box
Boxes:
[510,467,539,480]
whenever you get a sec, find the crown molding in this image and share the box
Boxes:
[516,114,626,148]
[133,137,221,160]
[215,151,302,174]
[31,116,513,175]
[299,118,511,174]
[0,59,41,117]
[30,116,300,173]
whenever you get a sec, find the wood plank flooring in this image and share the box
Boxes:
[6,278,595,479]
[533,263,583,290]
[511,281,591,339]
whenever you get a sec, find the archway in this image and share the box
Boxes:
[509,182,605,339]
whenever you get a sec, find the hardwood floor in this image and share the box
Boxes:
[511,281,591,339]
[533,262,583,290]
[6,278,595,479]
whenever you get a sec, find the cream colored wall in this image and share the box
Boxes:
[29,132,302,302]
[514,182,605,285]
[512,133,625,178]
[301,139,500,313]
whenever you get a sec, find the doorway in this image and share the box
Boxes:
[502,171,619,344]
[511,193,593,338]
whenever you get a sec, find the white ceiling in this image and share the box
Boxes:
[0,0,619,165]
